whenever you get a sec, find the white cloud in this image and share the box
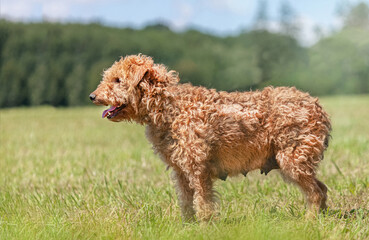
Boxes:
[253,16,329,46]
[42,1,70,21]
[0,0,118,21]
[172,1,194,30]
[0,0,38,20]
[202,0,250,15]
[331,15,343,30]
[297,15,335,46]
[297,16,318,46]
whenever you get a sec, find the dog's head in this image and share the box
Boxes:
[90,54,178,122]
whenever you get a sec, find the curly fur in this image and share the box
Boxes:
[90,54,332,221]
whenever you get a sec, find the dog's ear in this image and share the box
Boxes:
[132,66,149,87]
[131,65,162,87]
[123,54,153,88]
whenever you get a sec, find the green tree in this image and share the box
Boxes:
[0,59,27,106]
[305,28,369,95]
[28,64,48,106]
[343,2,369,29]
[66,64,87,106]
[279,1,300,37]
[253,0,269,30]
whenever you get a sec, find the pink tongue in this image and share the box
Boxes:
[102,106,117,118]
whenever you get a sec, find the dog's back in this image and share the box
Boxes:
[163,85,330,180]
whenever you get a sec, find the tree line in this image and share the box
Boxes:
[0,2,368,107]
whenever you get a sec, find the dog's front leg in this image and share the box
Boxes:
[170,124,216,222]
[172,164,216,222]
[188,169,216,222]
[171,168,196,222]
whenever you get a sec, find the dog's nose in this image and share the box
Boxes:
[89,93,96,101]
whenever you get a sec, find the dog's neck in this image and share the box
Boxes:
[137,84,177,128]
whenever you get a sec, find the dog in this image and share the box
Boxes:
[90,54,331,221]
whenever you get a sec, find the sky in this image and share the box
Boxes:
[1,0,368,45]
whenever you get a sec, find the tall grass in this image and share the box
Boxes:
[1,95,368,239]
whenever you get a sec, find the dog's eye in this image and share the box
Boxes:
[114,78,121,83]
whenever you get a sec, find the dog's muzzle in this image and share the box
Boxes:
[89,93,96,101]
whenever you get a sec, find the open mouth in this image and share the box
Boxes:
[102,104,127,119]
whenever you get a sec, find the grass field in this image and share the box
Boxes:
[1,95,369,240]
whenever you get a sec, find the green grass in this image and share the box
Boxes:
[1,95,369,240]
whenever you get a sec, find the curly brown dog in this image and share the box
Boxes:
[89,54,331,221]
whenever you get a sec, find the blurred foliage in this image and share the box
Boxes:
[0,2,368,107]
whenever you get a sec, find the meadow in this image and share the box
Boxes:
[1,95,368,240]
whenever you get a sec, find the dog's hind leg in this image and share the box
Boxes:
[315,178,328,210]
[171,169,196,221]
[276,146,327,215]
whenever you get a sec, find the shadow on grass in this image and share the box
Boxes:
[178,208,368,227]
[324,208,369,219]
